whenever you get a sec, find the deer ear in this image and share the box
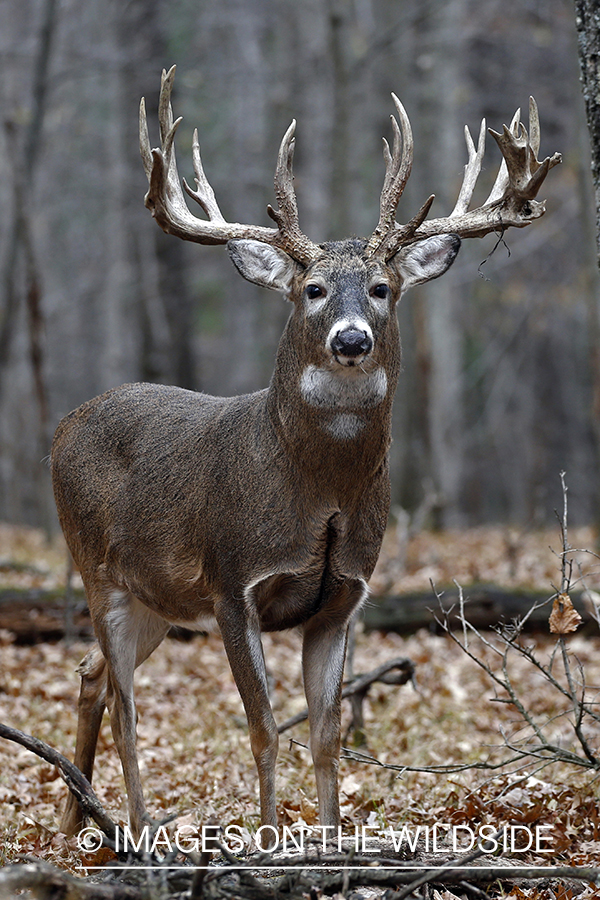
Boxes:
[227,239,300,293]
[392,234,461,292]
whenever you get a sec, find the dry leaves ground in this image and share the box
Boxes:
[1,522,600,898]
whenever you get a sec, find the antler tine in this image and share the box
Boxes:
[158,66,176,145]
[266,121,322,263]
[139,97,153,179]
[142,64,207,238]
[484,106,520,206]
[267,120,300,230]
[380,194,436,260]
[365,94,414,256]
[140,68,321,264]
[451,118,487,217]
[487,100,561,204]
[389,93,414,201]
[182,128,225,222]
[528,95,541,157]
[140,69,182,188]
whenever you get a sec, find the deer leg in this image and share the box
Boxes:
[104,663,146,837]
[103,593,170,837]
[302,619,348,828]
[60,643,107,836]
[84,588,170,838]
[301,577,367,828]
[215,599,279,832]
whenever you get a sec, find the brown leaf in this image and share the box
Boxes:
[300,795,318,825]
[80,846,118,868]
[549,593,582,634]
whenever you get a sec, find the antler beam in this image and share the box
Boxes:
[140,66,321,266]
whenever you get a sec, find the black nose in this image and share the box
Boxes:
[331,328,373,359]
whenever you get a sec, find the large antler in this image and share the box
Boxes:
[366,96,562,261]
[140,67,322,266]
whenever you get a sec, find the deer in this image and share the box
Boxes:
[52,66,561,840]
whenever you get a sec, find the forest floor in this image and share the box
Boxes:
[1,521,600,898]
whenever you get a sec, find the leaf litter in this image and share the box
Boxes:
[1,522,600,897]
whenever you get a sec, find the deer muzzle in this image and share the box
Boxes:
[329,324,374,365]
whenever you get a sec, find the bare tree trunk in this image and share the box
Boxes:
[574,0,600,519]
[0,0,58,530]
[415,0,467,527]
[574,0,600,266]
[328,0,352,239]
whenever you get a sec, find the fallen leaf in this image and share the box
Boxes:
[549,593,582,634]
[340,774,362,797]
[300,795,318,824]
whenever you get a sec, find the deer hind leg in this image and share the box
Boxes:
[62,586,169,838]
[99,589,171,838]
[60,642,107,836]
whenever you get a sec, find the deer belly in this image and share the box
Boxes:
[107,561,217,627]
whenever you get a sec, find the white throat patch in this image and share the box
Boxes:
[300,365,388,410]
[325,413,365,440]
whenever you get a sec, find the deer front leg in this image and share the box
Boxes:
[215,599,279,831]
[302,578,367,828]
[302,616,350,828]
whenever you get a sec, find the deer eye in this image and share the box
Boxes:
[372,283,389,300]
[306,283,326,300]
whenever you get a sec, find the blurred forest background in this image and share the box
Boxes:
[0,0,597,532]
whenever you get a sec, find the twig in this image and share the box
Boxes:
[560,637,599,765]
[558,470,571,596]
[431,477,600,776]
[390,828,517,900]
[288,736,530,776]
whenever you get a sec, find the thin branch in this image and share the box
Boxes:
[288,736,530,776]
[558,470,571,595]
[560,638,599,765]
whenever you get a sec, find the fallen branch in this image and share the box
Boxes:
[0,861,142,899]
[0,586,91,643]
[2,833,598,900]
[363,584,595,634]
[5,583,591,643]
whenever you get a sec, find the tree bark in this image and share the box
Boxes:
[574,1,600,521]
[574,0,600,267]
[0,0,58,532]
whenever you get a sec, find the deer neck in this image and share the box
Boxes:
[266,317,400,481]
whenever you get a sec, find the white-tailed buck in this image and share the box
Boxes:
[53,67,560,838]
